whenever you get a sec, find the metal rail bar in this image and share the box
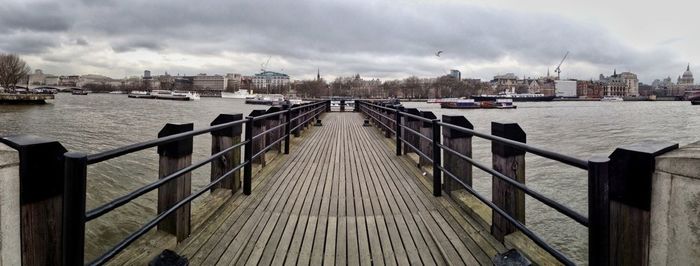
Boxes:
[251,133,287,161]
[438,165,575,265]
[88,161,248,266]
[85,140,249,221]
[399,111,434,123]
[399,123,433,143]
[364,111,395,134]
[250,109,288,121]
[363,106,396,123]
[437,142,589,227]
[252,122,288,141]
[359,101,399,112]
[438,122,588,170]
[398,136,432,163]
[86,119,246,164]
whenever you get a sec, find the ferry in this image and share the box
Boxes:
[440,99,480,109]
[428,98,459,104]
[472,93,554,102]
[151,90,200,101]
[71,89,88,95]
[128,91,155,99]
[481,99,517,109]
[286,95,303,105]
[601,95,624,102]
[245,94,284,105]
[221,90,256,99]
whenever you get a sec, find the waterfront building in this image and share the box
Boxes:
[59,75,80,87]
[449,69,461,80]
[225,73,242,91]
[252,71,290,89]
[599,70,638,96]
[192,74,226,91]
[555,80,577,97]
[45,75,59,86]
[677,64,694,86]
[576,80,605,98]
[29,69,46,85]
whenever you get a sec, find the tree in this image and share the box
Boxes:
[0,53,30,92]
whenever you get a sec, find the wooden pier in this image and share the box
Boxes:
[2,99,699,265]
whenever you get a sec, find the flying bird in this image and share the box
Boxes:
[435,50,444,57]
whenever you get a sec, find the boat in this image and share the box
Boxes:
[109,91,126,94]
[245,94,284,105]
[692,100,700,105]
[128,91,155,99]
[286,95,303,105]
[221,90,256,99]
[151,90,199,101]
[71,89,88,95]
[601,95,624,102]
[440,99,480,109]
[472,93,554,102]
[428,98,459,104]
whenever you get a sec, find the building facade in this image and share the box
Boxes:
[599,70,638,96]
[449,70,461,80]
[252,71,290,89]
[192,74,226,91]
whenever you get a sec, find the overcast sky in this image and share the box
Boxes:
[1,0,697,83]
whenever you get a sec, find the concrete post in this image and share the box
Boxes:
[649,141,700,265]
[0,143,20,266]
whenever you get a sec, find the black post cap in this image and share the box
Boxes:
[157,123,193,157]
[265,106,282,121]
[248,109,267,126]
[442,115,474,138]
[609,141,678,210]
[404,108,420,122]
[491,122,526,157]
[0,135,67,203]
[420,111,437,127]
[210,114,243,137]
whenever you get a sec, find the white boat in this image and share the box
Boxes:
[128,90,154,98]
[286,95,303,105]
[151,90,200,101]
[601,95,624,102]
[221,90,256,99]
[109,91,126,94]
[245,94,285,105]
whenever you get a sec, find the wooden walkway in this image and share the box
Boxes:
[174,112,505,265]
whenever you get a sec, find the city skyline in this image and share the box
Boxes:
[1,0,698,83]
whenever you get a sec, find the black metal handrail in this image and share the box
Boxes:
[86,119,247,164]
[63,100,329,265]
[358,100,584,265]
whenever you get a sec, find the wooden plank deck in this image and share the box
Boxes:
[173,112,505,265]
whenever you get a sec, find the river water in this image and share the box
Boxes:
[1,94,698,264]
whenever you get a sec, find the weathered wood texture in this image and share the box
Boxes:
[210,114,243,192]
[157,123,193,242]
[490,122,526,242]
[249,110,268,166]
[419,112,436,167]
[442,115,474,194]
[171,112,501,265]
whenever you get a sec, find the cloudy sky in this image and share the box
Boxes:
[1,0,697,83]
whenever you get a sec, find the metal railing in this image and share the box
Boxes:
[357,100,602,265]
[63,100,329,265]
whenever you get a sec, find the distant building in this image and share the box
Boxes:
[192,74,226,91]
[252,71,290,89]
[576,80,605,98]
[225,73,242,91]
[144,70,152,80]
[59,76,80,87]
[45,75,59,86]
[599,70,638,96]
[449,69,461,80]
[555,80,577,97]
[29,69,46,85]
[677,64,694,86]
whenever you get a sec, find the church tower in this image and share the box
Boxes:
[317,68,320,81]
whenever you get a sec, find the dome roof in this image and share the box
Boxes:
[682,64,693,78]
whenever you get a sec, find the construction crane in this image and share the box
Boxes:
[260,56,271,72]
[554,51,569,80]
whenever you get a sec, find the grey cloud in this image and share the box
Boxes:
[0,2,72,33]
[1,0,687,82]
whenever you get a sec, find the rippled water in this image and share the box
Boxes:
[403,101,700,264]
[1,95,698,263]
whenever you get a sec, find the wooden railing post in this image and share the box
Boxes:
[395,106,402,156]
[490,122,526,242]
[291,105,301,137]
[210,114,243,192]
[588,156,610,266]
[63,152,87,266]
[265,106,283,153]
[248,110,267,166]
[284,104,291,154]
[383,104,392,138]
[403,108,421,157]
[419,111,437,168]
[340,100,345,112]
[441,115,474,195]
[156,123,193,242]
[606,141,678,266]
[0,136,67,266]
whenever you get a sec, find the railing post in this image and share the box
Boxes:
[340,99,345,112]
[284,105,291,154]
[210,114,243,192]
[156,123,193,242]
[442,115,474,194]
[606,141,678,266]
[490,122,526,242]
[0,136,67,266]
[249,110,267,166]
[243,117,253,195]
[63,152,87,266]
[384,105,391,138]
[403,108,420,157]
[419,111,437,168]
[395,107,402,156]
[588,156,610,266]
[292,106,301,137]
[264,106,283,153]
[431,119,441,197]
